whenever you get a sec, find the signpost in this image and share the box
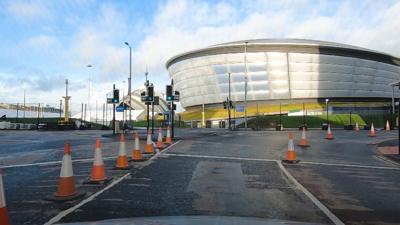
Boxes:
[236,105,245,112]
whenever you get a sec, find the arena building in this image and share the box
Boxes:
[166,39,400,124]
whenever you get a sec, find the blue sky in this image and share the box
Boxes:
[0,0,399,112]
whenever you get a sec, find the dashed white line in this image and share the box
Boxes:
[277,161,345,225]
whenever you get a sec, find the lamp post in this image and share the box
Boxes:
[325,98,329,125]
[87,64,92,122]
[124,42,132,126]
[244,41,248,130]
[389,81,400,155]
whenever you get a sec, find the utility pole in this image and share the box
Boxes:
[113,84,116,135]
[23,89,26,119]
[171,79,175,138]
[59,100,62,119]
[145,69,150,133]
[16,103,19,123]
[124,42,132,125]
[63,79,70,122]
[95,100,98,124]
[87,65,92,123]
[228,72,232,130]
[244,41,248,130]
[80,103,83,127]
[151,101,154,134]
[36,103,40,129]
[102,103,105,126]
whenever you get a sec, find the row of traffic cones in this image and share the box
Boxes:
[283,120,393,164]
[48,127,173,204]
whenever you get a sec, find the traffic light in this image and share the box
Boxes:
[166,85,173,101]
[223,101,227,109]
[147,85,154,101]
[113,89,119,103]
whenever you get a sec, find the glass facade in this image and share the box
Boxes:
[168,51,400,109]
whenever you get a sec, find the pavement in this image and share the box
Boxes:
[1,128,399,225]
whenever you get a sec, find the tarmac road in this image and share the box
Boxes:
[1,128,399,225]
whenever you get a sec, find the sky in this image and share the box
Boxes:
[0,0,399,113]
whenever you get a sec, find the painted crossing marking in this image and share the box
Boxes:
[163,153,279,162]
[300,161,400,170]
[164,153,400,170]
[277,161,345,225]
[43,140,181,225]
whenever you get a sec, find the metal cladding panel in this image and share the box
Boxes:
[168,51,400,109]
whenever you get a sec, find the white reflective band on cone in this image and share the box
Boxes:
[60,155,73,178]
[288,139,294,151]
[0,173,6,207]
[93,148,104,166]
[135,137,140,150]
[119,142,126,156]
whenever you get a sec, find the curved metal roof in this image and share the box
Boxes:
[166,39,400,69]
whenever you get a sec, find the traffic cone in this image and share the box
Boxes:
[132,132,143,161]
[355,122,360,132]
[46,143,85,202]
[325,124,334,140]
[145,130,155,154]
[0,170,10,225]
[114,134,131,170]
[165,126,172,144]
[86,138,110,184]
[282,132,299,163]
[368,123,376,137]
[385,120,391,131]
[298,127,309,147]
[156,127,164,150]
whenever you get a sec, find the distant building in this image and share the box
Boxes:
[166,39,400,121]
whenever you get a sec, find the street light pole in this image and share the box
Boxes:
[124,42,132,126]
[325,98,329,125]
[228,72,232,130]
[244,41,248,130]
[87,64,92,122]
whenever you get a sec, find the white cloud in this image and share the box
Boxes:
[5,1,51,22]
[2,0,400,111]
[25,34,56,47]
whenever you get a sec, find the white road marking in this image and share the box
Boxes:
[43,172,131,225]
[277,161,345,225]
[163,153,279,162]
[1,156,117,169]
[164,153,400,170]
[300,161,400,170]
[43,140,181,225]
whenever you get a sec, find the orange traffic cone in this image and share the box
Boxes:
[132,132,143,161]
[282,132,299,163]
[46,143,85,202]
[86,138,109,184]
[368,123,376,137]
[156,127,164,149]
[298,127,309,147]
[325,124,334,140]
[145,131,155,154]
[0,170,10,225]
[355,122,360,132]
[115,134,131,170]
[165,126,172,144]
[385,120,390,131]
